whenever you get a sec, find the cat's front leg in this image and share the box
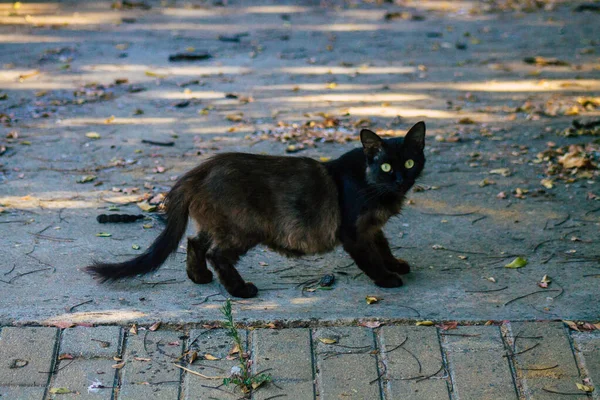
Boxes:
[341,234,403,288]
[374,230,410,275]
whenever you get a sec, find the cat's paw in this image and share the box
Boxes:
[374,274,404,288]
[187,268,213,284]
[230,282,259,298]
[386,258,410,275]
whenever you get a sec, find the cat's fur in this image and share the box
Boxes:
[85,122,426,298]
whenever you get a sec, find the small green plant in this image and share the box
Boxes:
[221,299,271,395]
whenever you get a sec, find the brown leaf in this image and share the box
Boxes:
[149,322,161,331]
[129,324,138,335]
[58,354,74,360]
[204,353,220,361]
[50,321,76,329]
[359,320,383,329]
[318,338,337,344]
[438,321,458,330]
[112,362,126,369]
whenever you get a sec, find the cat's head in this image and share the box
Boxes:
[360,121,426,194]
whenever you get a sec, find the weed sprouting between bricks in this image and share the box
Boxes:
[221,299,272,395]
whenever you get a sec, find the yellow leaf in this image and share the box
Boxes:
[326,82,338,89]
[104,115,115,124]
[137,201,157,212]
[576,383,594,392]
[319,156,331,162]
[416,321,434,326]
[540,179,554,189]
[86,132,101,140]
[204,354,220,361]
[318,338,337,344]
[564,106,580,116]
[366,296,379,305]
[564,320,579,331]
[115,43,129,50]
[505,257,527,269]
[145,71,167,79]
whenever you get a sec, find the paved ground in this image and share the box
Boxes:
[1,322,600,399]
[0,1,599,396]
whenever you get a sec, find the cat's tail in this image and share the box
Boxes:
[84,180,190,281]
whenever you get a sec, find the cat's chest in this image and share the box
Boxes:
[355,199,403,234]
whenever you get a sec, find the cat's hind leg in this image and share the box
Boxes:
[186,232,213,284]
[206,245,258,298]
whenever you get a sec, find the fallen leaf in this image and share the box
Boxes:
[540,179,554,189]
[145,70,167,79]
[95,232,112,237]
[487,277,496,283]
[104,115,115,124]
[137,201,157,212]
[318,338,338,344]
[505,257,527,269]
[416,321,434,326]
[50,321,76,329]
[112,362,125,369]
[326,82,338,89]
[58,354,74,360]
[226,113,243,122]
[204,354,220,361]
[132,244,141,250]
[359,320,383,329]
[490,168,511,177]
[49,388,72,394]
[86,132,101,140]
[77,175,97,184]
[576,383,594,393]
[149,322,161,331]
[439,321,458,330]
[134,357,151,362]
[432,244,446,250]
[458,117,476,124]
[366,296,379,304]
[129,324,138,335]
[229,343,240,355]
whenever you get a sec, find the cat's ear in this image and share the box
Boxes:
[360,129,383,156]
[404,121,426,151]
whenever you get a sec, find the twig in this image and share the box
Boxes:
[583,274,600,277]
[38,358,75,374]
[382,337,408,354]
[335,262,355,270]
[504,289,561,306]
[191,293,222,305]
[419,211,477,216]
[4,264,16,276]
[8,267,53,283]
[554,213,570,227]
[396,305,421,317]
[584,207,600,216]
[415,364,444,383]
[504,343,540,357]
[369,362,387,385]
[471,216,487,225]
[66,299,93,312]
[436,247,487,255]
[441,333,481,337]
[267,266,294,274]
[29,233,75,242]
[542,388,588,396]
[400,347,422,374]
[465,286,508,293]
[0,220,27,224]
[143,330,149,355]
[142,279,178,287]
[263,395,287,400]
[173,364,224,379]
[142,139,175,147]
[533,239,561,253]
[520,364,558,371]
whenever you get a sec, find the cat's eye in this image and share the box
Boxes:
[380,163,392,172]
[405,159,415,169]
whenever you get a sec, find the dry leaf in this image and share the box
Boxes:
[129,324,138,335]
[576,383,594,393]
[50,321,76,329]
[226,113,243,122]
[439,321,458,330]
[86,132,101,140]
[204,354,220,361]
[490,168,511,177]
[134,357,151,362]
[77,175,97,184]
[540,179,554,189]
[137,201,157,212]
[359,320,383,329]
[149,322,161,331]
[318,338,337,344]
[416,321,434,326]
[49,388,71,394]
[365,296,379,304]
[58,354,74,360]
[229,343,240,355]
[112,362,125,369]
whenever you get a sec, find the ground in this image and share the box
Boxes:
[0,1,599,398]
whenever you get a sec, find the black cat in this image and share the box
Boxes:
[85,122,426,298]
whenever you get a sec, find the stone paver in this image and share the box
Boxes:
[315,327,380,400]
[572,332,600,398]
[443,326,518,400]
[183,328,246,400]
[511,322,583,399]
[252,328,315,400]
[0,327,58,387]
[60,326,122,359]
[118,384,180,399]
[48,359,116,400]
[0,386,45,400]
[380,326,449,400]
[121,329,183,386]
